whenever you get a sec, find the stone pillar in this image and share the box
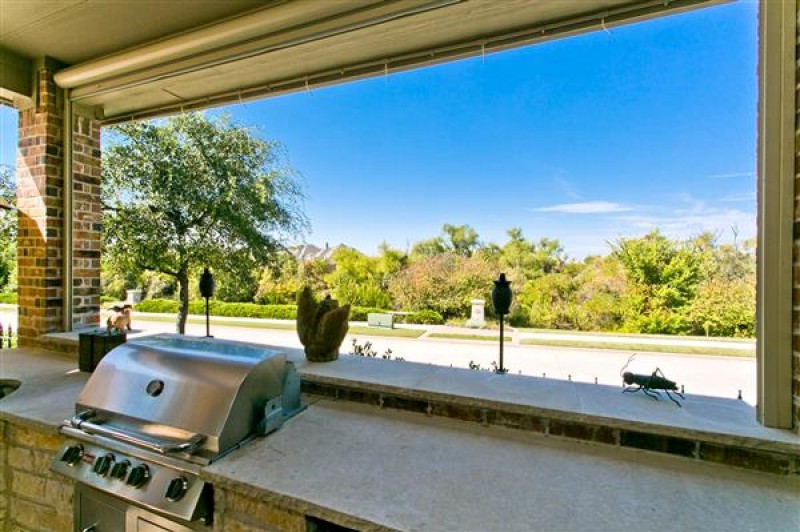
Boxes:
[467,299,486,328]
[16,59,101,347]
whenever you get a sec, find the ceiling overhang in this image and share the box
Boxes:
[0,0,726,124]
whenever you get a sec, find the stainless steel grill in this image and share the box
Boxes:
[51,334,303,530]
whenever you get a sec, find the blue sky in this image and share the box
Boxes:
[0,1,757,258]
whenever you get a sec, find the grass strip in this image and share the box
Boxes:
[348,326,424,338]
[428,333,511,342]
[519,338,754,357]
[515,327,753,343]
[134,313,424,338]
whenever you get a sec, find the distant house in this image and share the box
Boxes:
[290,243,348,262]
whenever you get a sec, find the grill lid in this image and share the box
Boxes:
[75,334,288,458]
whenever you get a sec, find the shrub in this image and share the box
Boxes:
[134,298,299,320]
[199,301,297,320]
[0,292,17,304]
[388,253,494,318]
[134,299,180,313]
[100,295,118,303]
[134,299,445,324]
[402,310,444,325]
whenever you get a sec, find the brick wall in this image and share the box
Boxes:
[16,61,101,346]
[0,422,73,531]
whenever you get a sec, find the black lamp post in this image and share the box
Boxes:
[491,273,512,374]
[199,268,215,338]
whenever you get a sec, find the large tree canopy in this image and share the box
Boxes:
[103,113,306,332]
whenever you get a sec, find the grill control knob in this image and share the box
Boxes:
[60,445,84,466]
[165,476,189,501]
[110,459,130,480]
[93,453,114,476]
[126,464,150,488]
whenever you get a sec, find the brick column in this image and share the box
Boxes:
[71,115,102,328]
[16,60,101,347]
[16,62,65,344]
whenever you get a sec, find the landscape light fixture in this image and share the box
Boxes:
[491,273,512,374]
[199,267,216,338]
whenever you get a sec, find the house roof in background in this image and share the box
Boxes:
[291,243,347,262]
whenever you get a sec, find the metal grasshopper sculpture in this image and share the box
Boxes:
[620,354,684,407]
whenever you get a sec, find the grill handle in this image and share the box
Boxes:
[70,410,206,454]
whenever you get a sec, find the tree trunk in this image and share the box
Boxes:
[177,268,189,334]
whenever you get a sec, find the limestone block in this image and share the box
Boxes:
[11,426,63,452]
[11,470,46,500]
[9,498,71,531]
[224,490,305,532]
[45,478,73,512]
[8,446,53,474]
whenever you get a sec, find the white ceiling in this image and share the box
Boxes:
[0,0,724,122]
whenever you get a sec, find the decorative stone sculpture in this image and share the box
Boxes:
[296,287,350,362]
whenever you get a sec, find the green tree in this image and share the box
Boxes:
[411,223,481,259]
[388,253,494,318]
[611,230,703,334]
[324,247,392,308]
[103,113,306,332]
[442,223,481,256]
[0,166,16,293]
[410,237,447,258]
[686,234,755,337]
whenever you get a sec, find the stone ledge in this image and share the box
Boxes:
[295,354,800,476]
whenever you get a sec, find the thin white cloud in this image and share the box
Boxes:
[720,192,756,203]
[614,208,754,239]
[536,201,634,214]
[707,171,755,179]
[553,176,582,200]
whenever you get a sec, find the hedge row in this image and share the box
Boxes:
[134,299,443,325]
[0,293,17,304]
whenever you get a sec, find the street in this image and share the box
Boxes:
[0,305,756,404]
[133,317,755,405]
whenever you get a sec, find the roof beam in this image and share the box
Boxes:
[0,46,33,103]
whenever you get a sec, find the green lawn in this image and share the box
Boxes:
[515,327,753,343]
[519,338,754,357]
[348,326,424,338]
[428,333,511,342]
[134,313,425,338]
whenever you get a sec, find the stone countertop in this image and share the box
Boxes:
[205,398,800,532]
[0,345,798,531]
[0,347,86,433]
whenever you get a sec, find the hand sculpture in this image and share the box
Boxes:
[296,287,350,362]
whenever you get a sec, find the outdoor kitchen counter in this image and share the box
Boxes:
[204,398,800,532]
[0,347,86,432]
[0,347,798,531]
